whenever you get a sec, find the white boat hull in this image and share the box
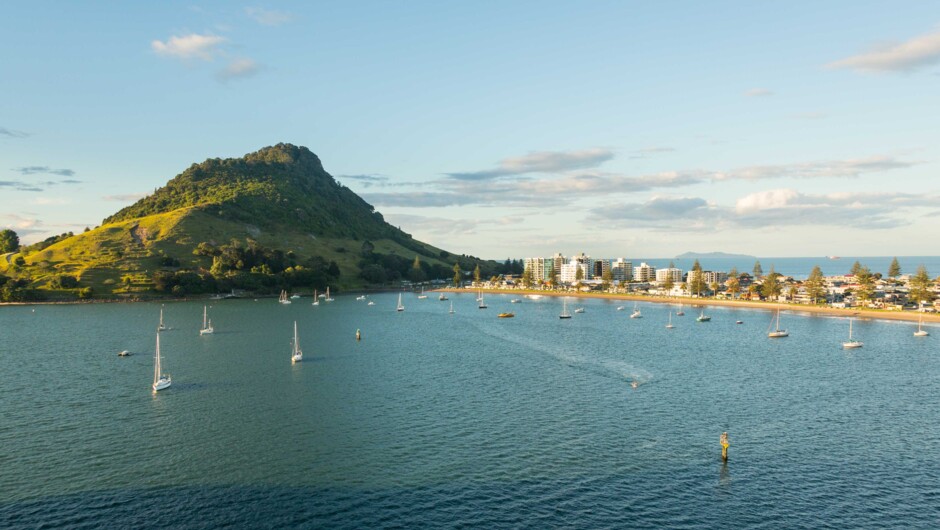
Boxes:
[842,341,863,349]
[153,377,171,391]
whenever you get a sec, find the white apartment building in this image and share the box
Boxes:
[703,271,727,285]
[611,258,633,282]
[655,267,683,283]
[633,262,656,282]
[560,261,591,284]
[523,257,555,282]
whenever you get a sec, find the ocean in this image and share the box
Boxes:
[2,294,938,528]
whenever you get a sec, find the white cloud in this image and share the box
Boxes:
[447,148,614,180]
[30,197,70,206]
[152,33,226,61]
[828,27,940,72]
[103,193,147,202]
[745,88,774,97]
[245,7,293,26]
[217,58,262,81]
[735,189,800,213]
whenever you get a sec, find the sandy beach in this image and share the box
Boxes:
[437,287,940,324]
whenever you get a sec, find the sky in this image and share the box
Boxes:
[1,1,939,259]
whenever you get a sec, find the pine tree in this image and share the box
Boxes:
[452,262,462,287]
[910,265,933,306]
[805,265,825,304]
[473,264,481,284]
[753,260,763,278]
[726,267,740,299]
[888,257,901,279]
[855,267,875,304]
[850,260,862,276]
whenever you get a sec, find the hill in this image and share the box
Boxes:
[0,144,501,301]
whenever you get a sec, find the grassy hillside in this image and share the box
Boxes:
[0,144,501,302]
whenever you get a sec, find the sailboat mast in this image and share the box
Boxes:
[154,334,161,385]
[294,321,299,353]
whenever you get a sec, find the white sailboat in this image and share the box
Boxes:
[417,287,427,299]
[696,307,711,322]
[476,289,483,302]
[279,290,292,304]
[842,318,863,349]
[157,305,167,332]
[574,306,585,313]
[915,313,929,337]
[676,303,685,316]
[559,297,572,319]
[478,292,487,309]
[630,302,642,319]
[666,311,674,329]
[449,300,455,314]
[439,292,449,301]
[325,286,334,302]
[199,305,214,335]
[152,333,171,392]
[312,289,319,306]
[396,293,405,312]
[291,321,303,363]
[768,309,789,338]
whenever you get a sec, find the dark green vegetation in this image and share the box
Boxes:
[0,144,504,301]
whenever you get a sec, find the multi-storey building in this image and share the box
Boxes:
[610,258,633,282]
[655,267,683,284]
[633,262,656,282]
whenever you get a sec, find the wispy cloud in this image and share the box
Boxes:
[1,213,44,235]
[152,33,226,61]
[712,155,915,181]
[339,174,390,188]
[0,178,81,192]
[31,197,71,206]
[446,148,614,180]
[13,166,75,177]
[792,111,828,120]
[245,7,293,26]
[827,27,940,72]
[744,88,774,97]
[217,58,262,81]
[103,193,147,202]
[0,126,29,138]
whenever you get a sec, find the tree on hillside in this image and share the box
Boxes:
[0,229,19,253]
[409,255,426,283]
[910,265,933,306]
[805,265,825,304]
[850,260,862,276]
[452,262,462,287]
[752,260,763,278]
[473,264,481,284]
[888,257,901,279]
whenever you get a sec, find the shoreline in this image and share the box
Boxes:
[437,287,940,324]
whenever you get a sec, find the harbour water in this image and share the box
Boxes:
[2,294,939,528]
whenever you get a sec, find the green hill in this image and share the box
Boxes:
[0,144,498,301]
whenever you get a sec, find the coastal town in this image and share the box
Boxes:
[457,253,939,313]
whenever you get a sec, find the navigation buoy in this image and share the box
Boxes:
[356,329,361,341]
[720,432,730,461]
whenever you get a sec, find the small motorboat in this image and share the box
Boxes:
[498,312,515,318]
[118,350,131,357]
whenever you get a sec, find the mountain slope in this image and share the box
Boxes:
[1,144,488,299]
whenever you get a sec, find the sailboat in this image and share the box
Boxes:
[291,321,303,363]
[199,305,214,335]
[417,287,427,299]
[676,302,685,316]
[290,293,301,299]
[476,289,483,302]
[157,305,167,331]
[396,293,405,312]
[842,318,863,349]
[312,289,320,306]
[915,313,929,337]
[439,292,448,301]
[152,333,171,392]
[449,300,455,314]
[559,297,572,319]
[696,307,711,322]
[279,290,292,304]
[478,292,488,309]
[325,286,334,302]
[630,302,642,319]
[666,311,675,329]
[767,309,789,338]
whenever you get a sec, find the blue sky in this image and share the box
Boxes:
[2,1,939,259]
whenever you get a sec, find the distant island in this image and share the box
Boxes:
[675,251,757,260]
